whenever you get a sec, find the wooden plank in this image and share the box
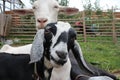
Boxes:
[0,14,12,37]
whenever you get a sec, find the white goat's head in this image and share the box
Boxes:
[13,0,78,30]
[32,0,59,29]
[32,0,79,30]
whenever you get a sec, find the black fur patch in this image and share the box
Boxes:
[53,31,68,48]
[45,22,57,36]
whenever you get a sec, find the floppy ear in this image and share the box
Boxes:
[70,40,95,74]
[59,6,79,15]
[30,29,44,63]
[12,9,33,15]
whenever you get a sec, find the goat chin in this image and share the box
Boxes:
[50,58,71,80]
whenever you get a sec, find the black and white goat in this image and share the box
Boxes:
[0,22,117,80]
[30,21,117,80]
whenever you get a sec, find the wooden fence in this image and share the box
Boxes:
[0,14,12,36]
[1,10,120,45]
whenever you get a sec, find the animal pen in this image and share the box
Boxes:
[0,9,120,46]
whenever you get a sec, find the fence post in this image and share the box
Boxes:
[0,14,12,43]
[82,11,87,42]
[112,9,117,44]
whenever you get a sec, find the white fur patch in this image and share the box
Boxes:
[0,44,32,54]
[50,58,71,80]
[89,76,113,80]
[50,22,71,62]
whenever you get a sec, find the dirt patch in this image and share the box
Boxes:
[112,70,120,79]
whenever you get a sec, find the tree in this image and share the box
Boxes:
[93,0,102,15]
[57,0,69,6]
[82,0,93,18]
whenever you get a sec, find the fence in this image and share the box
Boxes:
[0,10,120,45]
[59,10,120,43]
[0,14,12,37]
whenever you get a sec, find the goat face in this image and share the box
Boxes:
[33,0,59,29]
[44,21,76,67]
[32,0,79,30]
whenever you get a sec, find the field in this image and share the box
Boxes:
[78,41,120,79]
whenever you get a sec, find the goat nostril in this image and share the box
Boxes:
[37,18,48,23]
[56,51,67,59]
[43,19,48,23]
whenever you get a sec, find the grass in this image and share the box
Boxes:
[78,41,120,79]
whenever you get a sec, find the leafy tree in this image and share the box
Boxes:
[82,0,93,18]
[94,0,102,15]
[57,0,69,6]
[82,0,103,19]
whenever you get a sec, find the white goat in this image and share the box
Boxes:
[0,44,32,54]
[0,0,78,54]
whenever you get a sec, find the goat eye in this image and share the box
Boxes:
[54,5,59,9]
[45,29,50,34]
[32,6,36,9]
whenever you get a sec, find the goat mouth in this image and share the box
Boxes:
[50,56,67,65]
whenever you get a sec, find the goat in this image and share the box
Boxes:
[0,0,117,79]
[0,52,35,80]
[0,0,78,54]
[0,44,32,54]
[31,21,117,80]
[0,22,116,80]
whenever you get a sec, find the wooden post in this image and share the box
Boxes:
[3,0,5,13]
[83,11,87,42]
[0,14,12,43]
[112,8,117,43]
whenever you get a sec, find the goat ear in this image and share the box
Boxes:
[30,29,44,63]
[12,9,33,15]
[59,6,79,15]
[70,40,95,74]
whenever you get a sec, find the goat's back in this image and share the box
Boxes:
[0,52,34,80]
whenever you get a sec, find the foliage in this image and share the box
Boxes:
[82,0,93,17]
[93,0,102,15]
[106,8,114,19]
[57,0,69,6]
[58,12,82,19]
[82,0,103,18]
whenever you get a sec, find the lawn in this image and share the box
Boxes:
[79,41,120,79]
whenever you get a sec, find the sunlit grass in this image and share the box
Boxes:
[79,41,120,72]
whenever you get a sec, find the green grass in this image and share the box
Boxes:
[79,41,120,79]
[79,41,120,71]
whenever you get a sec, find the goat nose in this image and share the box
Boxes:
[56,51,67,59]
[37,18,48,23]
